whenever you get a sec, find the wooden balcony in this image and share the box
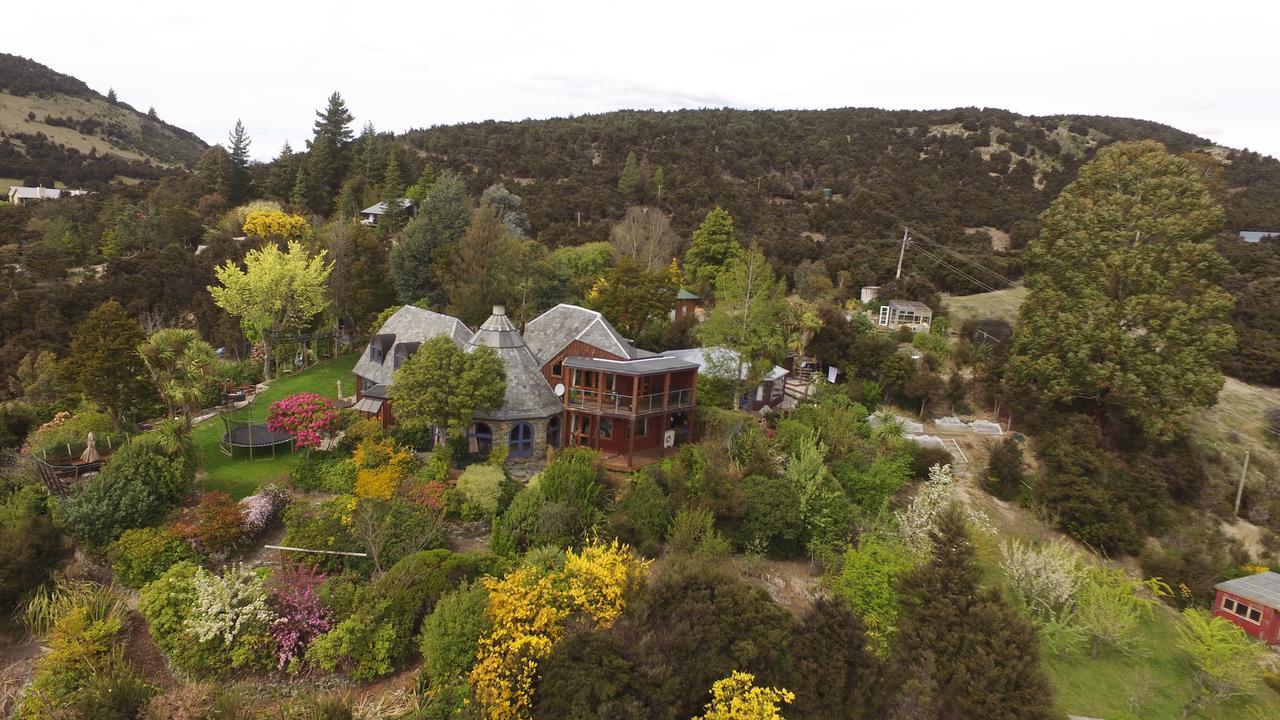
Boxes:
[565,387,694,416]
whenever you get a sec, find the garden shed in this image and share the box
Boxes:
[1213,571,1280,644]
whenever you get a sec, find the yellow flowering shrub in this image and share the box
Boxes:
[242,208,311,242]
[469,541,649,720]
[353,438,416,500]
[694,672,794,720]
[563,539,650,630]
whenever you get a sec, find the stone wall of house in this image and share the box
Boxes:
[481,416,554,482]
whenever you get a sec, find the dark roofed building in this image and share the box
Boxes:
[1213,571,1280,644]
[360,198,416,226]
[673,289,700,323]
[355,302,701,474]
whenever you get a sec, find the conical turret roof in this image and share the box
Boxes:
[468,306,563,421]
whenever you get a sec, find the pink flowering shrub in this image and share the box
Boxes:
[267,564,332,669]
[239,483,291,538]
[267,393,339,449]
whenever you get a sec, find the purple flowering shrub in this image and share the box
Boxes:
[267,564,332,669]
[239,483,291,538]
[267,393,339,449]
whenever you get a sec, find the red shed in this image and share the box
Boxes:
[1212,571,1280,645]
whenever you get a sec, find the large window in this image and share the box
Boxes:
[468,422,493,456]
[509,423,534,458]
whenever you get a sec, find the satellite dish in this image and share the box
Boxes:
[554,383,566,397]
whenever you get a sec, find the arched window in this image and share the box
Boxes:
[546,416,561,450]
[468,422,493,456]
[509,422,534,458]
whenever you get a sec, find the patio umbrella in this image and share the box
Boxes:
[79,432,100,464]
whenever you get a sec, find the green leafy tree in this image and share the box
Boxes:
[585,257,676,339]
[1007,141,1235,439]
[684,207,744,298]
[63,300,155,429]
[137,328,217,425]
[697,246,787,408]
[390,171,470,304]
[306,91,356,212]
[388,336,506,448]
[1176,608,1269,718]
[227,119,252,205]
[322,220,394,330]
[545,241,615,304]
[831,534,915,654]
[208,240,333,378]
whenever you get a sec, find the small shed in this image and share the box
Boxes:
[1213,571,1280,644]
[877,299,933,331]
[673,289,700,323]
[359,198,416,226]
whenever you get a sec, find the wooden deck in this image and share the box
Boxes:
[599,445,677,471]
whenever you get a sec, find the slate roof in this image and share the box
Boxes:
[1216,571,1280,608]
[469,307,563,421]
[1239,230,1279,243]
[353,305,471,386]
[360,198,414,215]
[666,347,789,383]
[563,355,699,376]
[522,304,652,365]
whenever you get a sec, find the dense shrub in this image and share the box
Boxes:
[108,526,203,588]
[491,485,547,556]
[267,564,333,670]
[983,437,1026,501]
[536,447,606,538]
[26,409,115,455]
[607,474,672,557]
[908,444,955,481]
[620,558,793,720]
[419,582,490,684]
[534,629,641,719]
[281,496,365,573]
[0,483,60,611]
[833,455,910,518]
[306,549,494,681]
[290,452,357,493]
[666,507,731,558]
[740,474,806,557]
[139,562,276,677]
[56,437,194,549]
[783,599,881,720]
[173,492,246,557]
[456,464,506,519]
[1139,518,1246,604]
[829,534,916,653]
[239,483,291,538]
[353,436,417,500]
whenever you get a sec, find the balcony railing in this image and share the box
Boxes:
[566,387,694,414]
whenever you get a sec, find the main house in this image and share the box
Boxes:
[353,303,699,474]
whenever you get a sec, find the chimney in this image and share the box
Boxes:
[492,305,506,316]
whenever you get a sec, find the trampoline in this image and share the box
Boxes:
[219,401,295,460]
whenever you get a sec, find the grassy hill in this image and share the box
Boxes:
[0,54,207,187]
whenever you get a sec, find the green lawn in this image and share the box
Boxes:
[193,354,358,498]
[1044,606,1280,719]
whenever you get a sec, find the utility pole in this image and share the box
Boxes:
[895,227,910,279]
[1234,450,1251,516]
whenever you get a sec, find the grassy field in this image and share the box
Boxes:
[1045,608,1280,719]
[941,285,1028,326]
[193,354,357,498]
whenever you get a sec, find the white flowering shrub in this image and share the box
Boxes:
[894,463,990,556]
[1000,539,1083,618]
[185,563,275,647]
[239,483,291,538]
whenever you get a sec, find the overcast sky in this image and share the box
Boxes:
[4,1,1276,161]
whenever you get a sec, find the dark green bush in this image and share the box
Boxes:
[289,452,357,494]
[607,474,672,557]
[983,437,1025,501]
[418,582,490,685]
[108,526,203,588]
[740,474,806,557]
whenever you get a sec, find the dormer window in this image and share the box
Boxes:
[369,334,395,364]
[393,342,420,370]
